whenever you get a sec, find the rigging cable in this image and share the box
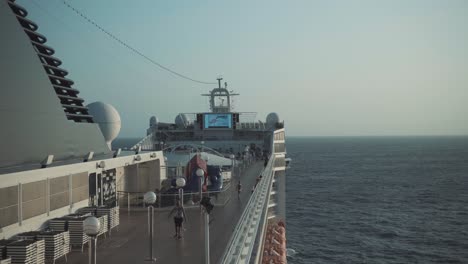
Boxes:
[61,1,216,85]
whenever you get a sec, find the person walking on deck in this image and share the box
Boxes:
[255,175,262,188]
[169,200,187,239]
[237,181,242,198]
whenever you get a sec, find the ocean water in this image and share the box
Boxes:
[113,138,141,150]
[113,136,468,263]
[286,137,468,264]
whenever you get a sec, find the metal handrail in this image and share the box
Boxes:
[117,182,233,210]
[220,155,275,264]
[163,143,225,157]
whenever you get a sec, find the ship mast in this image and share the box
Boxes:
[202,78,239,113]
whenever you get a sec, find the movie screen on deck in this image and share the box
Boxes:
[204,113,232,129]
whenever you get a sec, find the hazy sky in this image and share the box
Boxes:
[17,0,468,137]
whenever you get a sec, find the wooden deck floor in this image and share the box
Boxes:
[64,162,264,264]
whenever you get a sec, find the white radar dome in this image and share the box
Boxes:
[87,102,121,149]
[266,112,280,128]
[175,114,191,128]
[149,116,159,127]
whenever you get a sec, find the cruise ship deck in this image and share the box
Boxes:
[1,2,288,262]
[66,162,264,264]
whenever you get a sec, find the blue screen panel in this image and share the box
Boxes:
[204,114,232,129]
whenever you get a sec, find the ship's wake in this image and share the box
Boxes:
[286,248,297,257]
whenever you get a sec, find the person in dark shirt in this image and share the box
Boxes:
[237,181,242,198]
[169,200,187,239]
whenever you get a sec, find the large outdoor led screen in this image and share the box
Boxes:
[204,114,232,129]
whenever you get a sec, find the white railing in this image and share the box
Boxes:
[220,155,275,264]
[116,182,233,211]
[131,132,155,151]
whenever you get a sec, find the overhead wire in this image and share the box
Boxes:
[27,0,154,81]
[61,0,217,85]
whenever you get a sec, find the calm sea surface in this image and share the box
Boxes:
[285,137,468,264]
[113,136,468,263]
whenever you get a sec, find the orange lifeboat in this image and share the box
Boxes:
[262,221,287,264]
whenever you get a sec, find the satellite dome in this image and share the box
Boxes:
[149,116,159,127]
[87,102,121,149]
[266,112,280,128]
[175,113,191,128]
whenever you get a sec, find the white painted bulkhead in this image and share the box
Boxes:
[0,151,166,239]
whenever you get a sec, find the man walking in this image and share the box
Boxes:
[237,181,242,198]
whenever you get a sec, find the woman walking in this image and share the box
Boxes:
[169,200,187,239]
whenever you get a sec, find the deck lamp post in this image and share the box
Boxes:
[201,141,205,153]
[196,168,205,206]
[176,177,186,205]
[244,146,250,166]
[144,191,157,262]
[83,216,101,264]
[200,197,214,264]
[229,154,235,178]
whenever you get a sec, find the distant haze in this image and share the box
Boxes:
[17,0,468,137]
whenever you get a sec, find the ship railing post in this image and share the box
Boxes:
[83,217,100,264]
[158,193,161,209]
[127,193,130,214]
[144,192,157,262]
[196,168,205,211]
[179,188,184,205]
[200,177,203,211]
[146,205,156,262]
[205,209,210,264]
[90,236,97,264]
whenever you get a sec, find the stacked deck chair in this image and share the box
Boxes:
[0,240,14,264]
[96,214,108,238]
[48,213,91,252]
[5,239,44,264]
[17,231,70,264]
[14,233,45,264]
[37,231,70,264]
[76,209,108,238]
[77,205,119,235]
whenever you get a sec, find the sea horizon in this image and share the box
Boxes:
[115,134,468,143]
